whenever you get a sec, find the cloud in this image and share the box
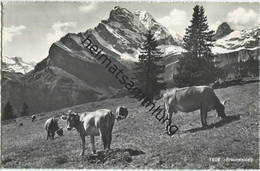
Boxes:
[158,9,189,36]
[227,7,259,28]
[3,25,26,45]
[46,21,77,45]
[209,21,222,31]
[79,2,97,13]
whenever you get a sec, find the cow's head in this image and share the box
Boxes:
[61,110,80,131]
[216,100,228,118]
[116,106,128,121]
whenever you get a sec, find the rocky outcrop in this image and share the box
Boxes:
[214,22,233,39]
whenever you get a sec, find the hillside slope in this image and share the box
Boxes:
[2,82,259,169]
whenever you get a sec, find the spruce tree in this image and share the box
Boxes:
[183,5,215,59]
[173,5,222,87]
[2,101,15,120]
[134,29,165,100]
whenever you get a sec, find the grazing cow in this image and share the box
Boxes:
[61,106,128,156]
[163,86,227,129]
[31,115,36,122]
[44,117,62,140]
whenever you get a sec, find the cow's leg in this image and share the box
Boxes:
[80,135,85,156]
[101,134,108,150]
[99,127,108,151]
[100,130,108,151]
[51,131,55,140]
[107,123,113,151]
[46,130,49,140]
[200,106,208,128]
[164,111,173,132]
[107,131,112,150]
[90,135,96,154]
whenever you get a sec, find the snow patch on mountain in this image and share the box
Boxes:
[2,56,35,74]
[136,11,155,30]
[120,52,139,62]
[159,45,187,55]
[212,27,259,54]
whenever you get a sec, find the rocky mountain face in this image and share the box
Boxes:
[214,22,233,40]
[2,6,184,116]
[212,27,259,67]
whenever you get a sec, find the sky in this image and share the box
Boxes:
[2,1,259,63]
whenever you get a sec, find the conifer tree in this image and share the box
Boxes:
[173,5,223,87]
[134,29,165,100]
[183,5,215,59]
[21,102,29,116]
[2,101,15,120]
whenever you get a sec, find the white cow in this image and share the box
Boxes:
[163,86,227,129]
[61,106,128,156]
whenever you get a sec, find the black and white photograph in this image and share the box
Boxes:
[1,0,259,169]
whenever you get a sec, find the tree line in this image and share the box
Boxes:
[2,102,29,120]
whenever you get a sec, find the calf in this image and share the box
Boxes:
[61,106,128,156]
[44,117,62,140]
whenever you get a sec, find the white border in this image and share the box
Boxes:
[0,0,260,2]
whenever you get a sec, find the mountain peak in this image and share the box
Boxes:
[109,6,133,22]
[214,22,233,39]
[136,11,153,21]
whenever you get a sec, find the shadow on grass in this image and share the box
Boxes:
[83,148,145,164]
[185,115,240,133]
[213,78,259,89]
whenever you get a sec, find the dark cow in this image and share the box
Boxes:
[31,115,36,122]
[163,86,227,130]
[44,117,63,140]
[61,106,128,156]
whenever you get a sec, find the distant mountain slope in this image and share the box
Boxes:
[213,27,259,53]
[2,56,35,74]
[163,24,259,82]
[212,27,259,67]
